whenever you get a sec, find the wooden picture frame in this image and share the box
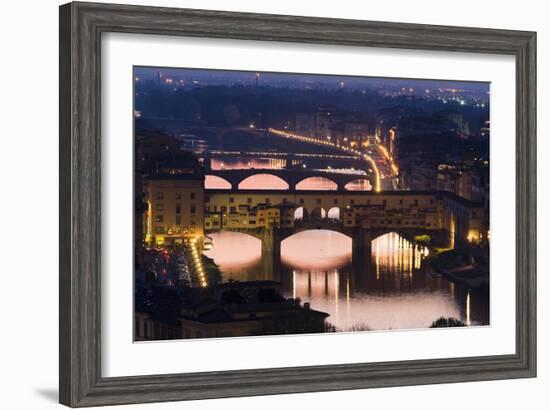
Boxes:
[59,1,536,407]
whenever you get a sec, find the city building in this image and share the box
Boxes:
[144,174,205,247]
[135,281,329,340]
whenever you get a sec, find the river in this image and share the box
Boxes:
[204,230,489,332]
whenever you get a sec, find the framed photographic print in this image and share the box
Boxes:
[59,2,536,407]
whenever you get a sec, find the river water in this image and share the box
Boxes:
[204,230,489,332]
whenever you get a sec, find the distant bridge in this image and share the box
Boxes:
[200,150,360,162]
[205,168,375,191]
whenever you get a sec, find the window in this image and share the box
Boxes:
[190,205,196,213]
[175,192,182,200]
[190,192,196,200]
[155,203,164,211]
[316,198,322,205]
[350,199,355,205]
[333,199,338,204]
[299,198,304,204]
[155,226,165,233]
[175,204,181,214]
[221,206,227,213]
[229,197,235,203]
[414,199,419,206]
[247,198,252,204]
[399,199,403,205]
[155,215,163,223]
[175,215,181,225]
[265,198,271,204]
[156,192,164,200]
[230,206,236,213]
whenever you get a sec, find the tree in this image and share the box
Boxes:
[429,317,466,328]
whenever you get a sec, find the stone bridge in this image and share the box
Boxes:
[205,221,444,277]
[205,168,375,191]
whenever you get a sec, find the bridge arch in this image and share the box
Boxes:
[238,173,289,190]
[310,207,327,221]
[204,175,232,189]
[202,230,262,270]
[293,206,309,222]
[327,207,341,221]
[295,176,338,191]
[281,229,352,270]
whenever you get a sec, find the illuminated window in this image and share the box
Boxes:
[155,215,163,223]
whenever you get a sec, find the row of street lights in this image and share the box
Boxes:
[268,128,382,192]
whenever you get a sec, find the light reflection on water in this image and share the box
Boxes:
[204,230,489,331]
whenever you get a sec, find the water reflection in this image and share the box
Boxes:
[204,230,489,331]
[204,175,232,189]
[239,174,289,190]
[296,176,338,190]
[211,158,285,170]
[344,179,372,191]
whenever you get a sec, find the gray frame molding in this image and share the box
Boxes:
[59,1,536,407]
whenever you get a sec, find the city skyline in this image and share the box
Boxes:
[134,66,490,99]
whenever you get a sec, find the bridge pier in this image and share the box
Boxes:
[261,227,281,279]
[352,228,373,271]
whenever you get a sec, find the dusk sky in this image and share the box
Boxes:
[134,66,489,95]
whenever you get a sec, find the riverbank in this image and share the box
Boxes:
[427,247,489,292]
